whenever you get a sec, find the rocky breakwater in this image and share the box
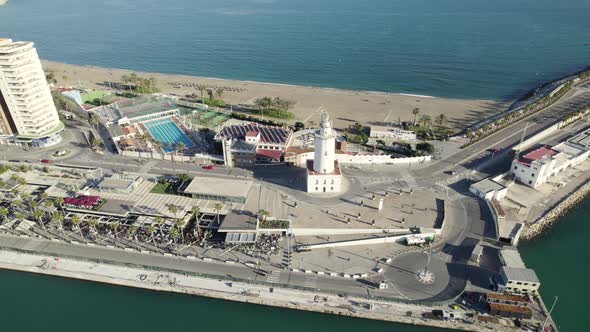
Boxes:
[521,180,590,240]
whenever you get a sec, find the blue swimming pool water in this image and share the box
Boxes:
[143,118,193,153]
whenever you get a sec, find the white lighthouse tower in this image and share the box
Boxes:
[306,111,343,193]
[313,112,336,174]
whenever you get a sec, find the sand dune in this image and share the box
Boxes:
[43,60,510,131]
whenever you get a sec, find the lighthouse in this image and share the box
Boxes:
[313,112,336,174]
[306,111,343,193]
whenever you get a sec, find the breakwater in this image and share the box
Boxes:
[521,179,590,240]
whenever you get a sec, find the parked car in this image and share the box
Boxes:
[40,159,52,164]
[202,165,214,170]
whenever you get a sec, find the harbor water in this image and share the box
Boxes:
[0,0,589,100]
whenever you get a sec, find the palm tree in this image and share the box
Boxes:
[87,217,98,240]
[213,203,223,225]
[175,219,186,243]
[147,224,159,253]
[168,226,180,253]
[32,208,45,231]
[465,128,474,143]
[412,108,420,126]
[191,205,202,238]
[15,212,25,226]
[13,199,22,210]
[154,216,164,235]
[435,114,448,129]
[40,192,49,200]
[71,215,84,240]
[52,211,66,238]
[166,204,179,222]
[0,208,9,224]
[54,196,64,213]
[196,83,208,99]
[176,141,186,157]
[257,209,270,222]
[127,225,141,250]
[110,222,120,245]
[419,114,432,128]
[215,88,224,100]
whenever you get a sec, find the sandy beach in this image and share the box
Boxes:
[43,60,509,130]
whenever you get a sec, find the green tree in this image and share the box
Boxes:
[213,203,223,225]
[147,224,159,253]
[416,142,434,155]
[412,108,420,125]
[196,84,208,99]
[257,209,270,222]
[0,208,9,224]
[32,208,45,231]
[435,114,448,128]
[418,114,432,127]
[52,211,65,238]
[215,88,224,100]
[177,173,190,184]
[71,215,84,240]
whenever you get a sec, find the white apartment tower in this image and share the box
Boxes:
[306,111,343,193]
[0,38,63,146]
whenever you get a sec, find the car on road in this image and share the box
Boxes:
[488,147,501,155]
[40,159,52,164]
[202,165,214,170]
[445,170,457,175]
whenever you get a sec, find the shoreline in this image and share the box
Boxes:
[42,60,509,131]
[0,248,501,332]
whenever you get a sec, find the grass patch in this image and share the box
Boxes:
[259,219,290,229]
[203,98,226,107]
[150,182,180,195]
[253,108,293,120]
[82,90,109,103]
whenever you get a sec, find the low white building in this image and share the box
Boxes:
[369,126,416,141]
[511,142,589,188]
[470,178,508,200]
[498,248,540,295]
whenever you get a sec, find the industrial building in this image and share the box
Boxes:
[497,247,540,295]
[0,38,64,146]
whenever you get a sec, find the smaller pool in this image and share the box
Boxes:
[144,118,194,153]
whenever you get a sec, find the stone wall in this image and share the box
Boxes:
[521,179,590,240]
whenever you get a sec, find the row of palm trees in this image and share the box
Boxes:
[0,190,218,255]
[411,108,448,129]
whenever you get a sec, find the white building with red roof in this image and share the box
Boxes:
[511,142,589,188]
[215,123,293,167]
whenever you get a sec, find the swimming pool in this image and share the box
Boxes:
[143,118,194,153]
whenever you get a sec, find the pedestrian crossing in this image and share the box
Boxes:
[266,270,281,283]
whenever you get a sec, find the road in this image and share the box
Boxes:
[0,234,411,301]
[414,89,590,180]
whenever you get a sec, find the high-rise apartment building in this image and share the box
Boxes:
[0,38,63,146]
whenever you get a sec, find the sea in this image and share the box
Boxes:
[0,0,589,331]
[1,0,590,100]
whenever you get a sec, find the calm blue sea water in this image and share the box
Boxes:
[0,0,589,100]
